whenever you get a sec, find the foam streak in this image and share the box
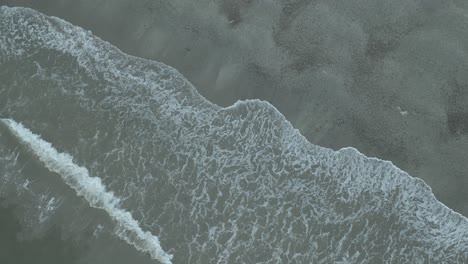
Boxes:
[0,119,173,264]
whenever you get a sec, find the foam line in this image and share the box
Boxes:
[0,119,173,264]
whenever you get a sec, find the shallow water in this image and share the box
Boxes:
[0,6,467,264]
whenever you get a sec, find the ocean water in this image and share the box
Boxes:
[0,6,467,264]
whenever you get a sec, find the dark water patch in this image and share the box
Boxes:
[0,200,83,264]
[447,111,468,136]
[445,80,468,136]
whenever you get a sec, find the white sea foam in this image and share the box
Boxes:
[1,6,468,262]
[0,119,173,264]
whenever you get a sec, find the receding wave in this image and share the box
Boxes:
[0,119,173,264]
[1,6,468,264]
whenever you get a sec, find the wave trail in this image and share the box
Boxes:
[0,119,173,264]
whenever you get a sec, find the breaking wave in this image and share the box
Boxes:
[0,119,173,264]
[0,6,467,263]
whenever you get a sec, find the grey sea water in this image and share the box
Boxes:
[2,0,467,218]
[0,5,467,264]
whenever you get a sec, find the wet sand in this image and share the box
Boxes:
[0,2,467,263]
[0,0,467,221]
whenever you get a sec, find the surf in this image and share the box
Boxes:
[1,6,468,263]
[0,119,173,264]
